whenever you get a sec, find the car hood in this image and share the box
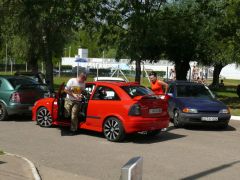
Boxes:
[177,97,227,111]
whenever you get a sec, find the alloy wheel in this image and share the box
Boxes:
[103,117,125,142]
[37,107,52,127]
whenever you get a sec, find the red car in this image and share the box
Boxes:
[32,82,169,142]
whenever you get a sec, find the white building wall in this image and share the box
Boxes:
[61,48,240,80]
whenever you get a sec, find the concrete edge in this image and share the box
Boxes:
[231,116,240,121]
[5,152,41,180]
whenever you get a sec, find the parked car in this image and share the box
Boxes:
[15,71,46,84]
[32,81,169,142]
[0,76,51,121]
[167,81,231,128]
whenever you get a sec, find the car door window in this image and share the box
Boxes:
[85,84,95,94]
[92,86,120,100]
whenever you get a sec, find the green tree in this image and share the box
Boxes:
[97,0,167,82]
[2,0,94,90]
[159,0,204,80]
[197,0,240,86]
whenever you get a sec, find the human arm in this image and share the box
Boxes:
[158,80,169,94]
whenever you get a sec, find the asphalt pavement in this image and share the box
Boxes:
[0,117,240,180]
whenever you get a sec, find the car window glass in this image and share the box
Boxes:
[92,86,120,100]
[0,80,2,89]
[176,85,213,98]
[85,84,95,94]
[121,86,153,98]
[8,78,38,89]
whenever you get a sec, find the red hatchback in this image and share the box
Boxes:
[32,82,169,141]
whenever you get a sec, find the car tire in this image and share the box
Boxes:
[146,129,161,137]
[173,110,182,128]
[103,117,125,142]
[37,107,53,127]
[0,102,8,121]
[218,123,228,129]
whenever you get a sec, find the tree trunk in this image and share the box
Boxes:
[175,60,190,80]
[27,44,39,73]
[135,60,141,83]
[211,63,224,87]
[42,36,54,91]
[28,55,38,73]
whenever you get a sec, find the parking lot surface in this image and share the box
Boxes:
[0,117,240,180]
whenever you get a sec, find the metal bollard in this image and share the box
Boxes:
[120,156,143,180]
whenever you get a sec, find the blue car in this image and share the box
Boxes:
[167,81,231,128]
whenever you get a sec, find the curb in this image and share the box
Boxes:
[5,152,41,180]
[231,116,240,121]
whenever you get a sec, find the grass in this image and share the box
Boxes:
[1,71,239,115]
[54,76,240,115]
[0,150,4,155]
[213,90,240,116]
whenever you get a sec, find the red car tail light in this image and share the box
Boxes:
[128,103,141,116]
[10,92,21,103]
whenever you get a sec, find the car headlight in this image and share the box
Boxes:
[182,108,198,113]
[219,108,230,114]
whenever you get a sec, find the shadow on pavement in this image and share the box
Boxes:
[124,131,186,144]
[181,160,240,180]
[183,124,236,132]
[58,126,185,144]
[59,126,105,139]
[3,115,32,122]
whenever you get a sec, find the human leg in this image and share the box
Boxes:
[71,102,81,132]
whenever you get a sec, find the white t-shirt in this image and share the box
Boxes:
[65,78,85,101]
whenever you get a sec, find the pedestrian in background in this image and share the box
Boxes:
[149,71,168,95]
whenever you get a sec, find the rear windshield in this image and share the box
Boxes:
[176,85,214,99]
[121,86,153,98]
[8,77,38,89]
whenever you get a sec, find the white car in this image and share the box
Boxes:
[93,77,127,82]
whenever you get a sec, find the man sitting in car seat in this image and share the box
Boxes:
[98,87,107,100]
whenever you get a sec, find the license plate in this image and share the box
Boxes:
[149,108,162,114]
[28,106,33,111]
[201,117,218,121]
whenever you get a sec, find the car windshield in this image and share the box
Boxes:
[176,85,214,99]
[121,85,153,98]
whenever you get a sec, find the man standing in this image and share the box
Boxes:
[149,71,168,95]
[64,72,87,135]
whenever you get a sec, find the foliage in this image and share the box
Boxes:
[96,0,168,82]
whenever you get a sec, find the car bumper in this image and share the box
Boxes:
[7,103,33,115]
[178,113,231,125]
[124,116,170,133]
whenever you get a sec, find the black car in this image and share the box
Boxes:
[15,72,46,84]
[167,81,231,128]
